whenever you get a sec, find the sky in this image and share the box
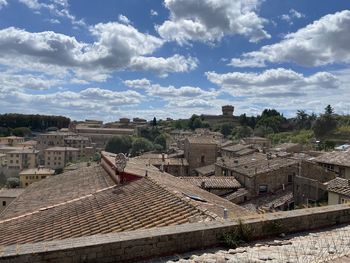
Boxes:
[0,0,350,122]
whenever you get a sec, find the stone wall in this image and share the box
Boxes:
[184,141,217,173]
[294,175,327,205]
[1,204,350,263]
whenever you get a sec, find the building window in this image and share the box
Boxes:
[2,201,6,206]
[259,185,268,194]
[341,198,350,204]
[200,155,205,163]
[288,174,293,183]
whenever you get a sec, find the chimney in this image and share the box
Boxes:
[223,208,228,219]
[162,153,165,162]
[201,181,206,189]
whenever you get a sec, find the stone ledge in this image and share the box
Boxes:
[0,204,349,263]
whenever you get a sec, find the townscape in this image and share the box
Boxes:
[1,0,350,262]
[0,105,349,262]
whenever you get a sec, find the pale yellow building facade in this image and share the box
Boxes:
[19,168,55,187]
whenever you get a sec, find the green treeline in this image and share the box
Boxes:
[0,113,70,135]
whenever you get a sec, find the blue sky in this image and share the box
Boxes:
[0,0,350,121]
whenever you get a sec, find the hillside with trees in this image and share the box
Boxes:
[0,113,71,136]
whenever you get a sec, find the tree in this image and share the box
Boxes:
[0,113,70,131]
[139,127,161,142]
[154,134,167,150]
[152,117,157,126]
[188,114,202,130]
[6,177,19,188]
[325,105,335,115]
[234,126,253,139]
[174,120,183,130]
[12,127,32,137]
[131,138,154,156]
[220,124,233,138]
[153,144,164,152]
[0,171,6,186]
[312,115,337,138]
[256,109,286,133]
[192,118,202,130]
[105,136,133,154]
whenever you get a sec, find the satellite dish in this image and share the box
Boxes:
[115,153,127,172]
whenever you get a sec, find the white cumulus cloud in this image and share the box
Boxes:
[206,68,340,97]
[230,10,350,67]
[156,0,270,45]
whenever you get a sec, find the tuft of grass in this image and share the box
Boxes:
[221,220,253,248]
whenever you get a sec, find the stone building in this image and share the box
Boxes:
[6,149,39,171]
[215,153,298,196]
[327,177,350,205]
[19,168,55,187]
[44,147,79,170]
[36,131,76,152]
[200,105,239,126]
[221,144,257,158]
[134,153,189,177]
[64,135,92,157]
[0,154,6,167]
[0,188,24,213]
[184,137,218,175]
[271,143,303,153]
[0,136,24,146]
[313,151,350,179]
[293,161,336,206]
[72,126,135,148]
[242,136,271,148]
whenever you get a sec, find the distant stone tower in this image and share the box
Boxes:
[222,105,234,116]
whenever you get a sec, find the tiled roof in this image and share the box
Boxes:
[108,153,252,219]
[45,147,79,151]
[272,143,301,151]
[179,177,241,189]
[221,144,251,152]
[195,164,215,176]
[135,155,189,166]
[64,136,90,141]
[0,165,114,220]
[0,188,25,198]
[314,151,350,168]
[0,178,212,247]
[186,136,217,144]
[7,149,38,154]
[233,158,297,177]
[216,153,267,169]
[224,188,249,202]
[327,177,350,197]
[220,140,234,148]
[19,168,55,175]
[0,152,253,247]
[216,153,297,177]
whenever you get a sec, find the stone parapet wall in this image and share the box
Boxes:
[0,204,350,263]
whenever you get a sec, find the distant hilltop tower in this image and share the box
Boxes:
[222,105,234,116]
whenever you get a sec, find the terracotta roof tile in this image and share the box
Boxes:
[0,164,114,220]
[327,177,350,197]
[179,177,241,189]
